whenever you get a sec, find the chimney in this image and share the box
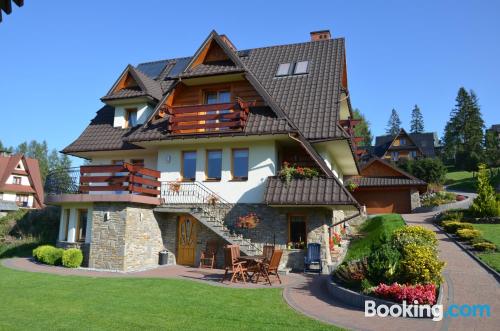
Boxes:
[310,30,331,41]
[220,34,237,51]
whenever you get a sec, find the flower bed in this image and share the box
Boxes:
[278,162,319,183]
[332,218,445,311]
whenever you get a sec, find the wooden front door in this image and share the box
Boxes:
[177,215,198,266]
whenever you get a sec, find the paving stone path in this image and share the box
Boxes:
[283,211,500,331]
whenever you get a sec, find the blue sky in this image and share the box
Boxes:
[1,0,499,158]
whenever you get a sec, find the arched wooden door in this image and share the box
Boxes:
[177,215,198,266]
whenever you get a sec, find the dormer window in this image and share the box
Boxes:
[13,176,22,185]
[294,61,309,74]
[125,108,138,128]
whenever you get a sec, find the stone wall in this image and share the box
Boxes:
[88,203,164,272]
[123,205,164,271]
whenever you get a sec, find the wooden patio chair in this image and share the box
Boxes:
[263,245,274,263]
[257,249,283,285]
[199,240,218,269]
[221,245,247,283]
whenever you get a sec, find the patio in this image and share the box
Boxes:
[2,257,298,289]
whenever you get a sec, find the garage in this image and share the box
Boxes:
[346,158,427,214]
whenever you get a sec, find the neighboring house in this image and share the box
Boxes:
[46,30,362,273]
[0,153,44,210]
[487,124,500,139]
[372,129,440,162]
[346,157,427,214]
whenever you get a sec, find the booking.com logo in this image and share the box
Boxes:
[365,300,491,321]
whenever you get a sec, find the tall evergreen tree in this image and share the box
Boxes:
[0,140,13,153]
[386,108,402,136]
[484,129,500,167]
[352,108,373,146]
[443,87,485,170]
[410,104,424,133]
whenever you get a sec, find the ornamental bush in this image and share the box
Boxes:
[472,242,497,252]
[391,226,437,251]
[62,248,83,268]
[399,243,445,285]
[32,245,64,265]
[456,229,482,241]
[373,283,437,305]
[440,211,463,223]
[442,221,473,234]
[333,258,369,288]
[471,164,500,217]
[367,243,401,284]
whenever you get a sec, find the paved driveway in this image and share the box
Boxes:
[284,212,500,331]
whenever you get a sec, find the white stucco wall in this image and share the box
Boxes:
[7,174,30,186]
[158,140,277,203]
[316,146,344,183]
[113,104,154,128]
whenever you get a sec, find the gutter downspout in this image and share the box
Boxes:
[331,211,362,228]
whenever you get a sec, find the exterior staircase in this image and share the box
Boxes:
[157,181,262,256]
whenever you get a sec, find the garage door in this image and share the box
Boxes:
[353,189,411,214]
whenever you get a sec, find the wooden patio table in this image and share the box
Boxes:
[238,255,266,283]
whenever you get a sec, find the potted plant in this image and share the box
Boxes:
[169,182,181,193]
[347,182,358,192]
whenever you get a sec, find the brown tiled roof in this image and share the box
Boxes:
[125,106,293,142]
[62,106,142,153]
[264,176,359,206]
[348,176,426,187]
[64,32,349,152]
[179,62,244,78]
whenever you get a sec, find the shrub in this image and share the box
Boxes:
[456,229,482,241]
[470,164,500,217]
[62,248,83,268]
[391,226,437,251]
[442,221,473,234]
[373,283,437,305]
[333,258,369,288]
[440,211,463,223]
[472,242,497,252]
[360,278,374,294]
[32,245,63,265]
[399,157,447,185]
[367,243,401,284]
[399,244,445,285]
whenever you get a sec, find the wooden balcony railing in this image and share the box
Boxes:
[339,117,366,157]
[45,163,161,197]
[166,98,255,134]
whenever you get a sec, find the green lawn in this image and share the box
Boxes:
[445,170,477,192]
[472,223,500,272]
[344,214,405,262]
[0,265,340,331]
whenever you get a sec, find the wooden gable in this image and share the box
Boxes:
[360,159,403,177]
[190,38,237,69]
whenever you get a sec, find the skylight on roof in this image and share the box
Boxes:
[294,61,309,74]
[276,63,291,76]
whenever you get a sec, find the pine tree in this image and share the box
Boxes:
[352,108,373,146]
[443,88,485,170]
[386,109,402,136]
[485,129,500,167]
[0,140,13,154]
[410,104,424,133]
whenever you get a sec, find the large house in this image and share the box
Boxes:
[46,30,364,273]
[0,153,44,213]
[372,129,440,162]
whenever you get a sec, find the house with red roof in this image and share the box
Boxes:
[0,152,44,211]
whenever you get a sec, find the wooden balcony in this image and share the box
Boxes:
[45,163,161,205]
[166,98,255,134]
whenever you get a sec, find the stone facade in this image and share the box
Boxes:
[89,203,164,272]
[410,189,421,211]
[82,201,350,273]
